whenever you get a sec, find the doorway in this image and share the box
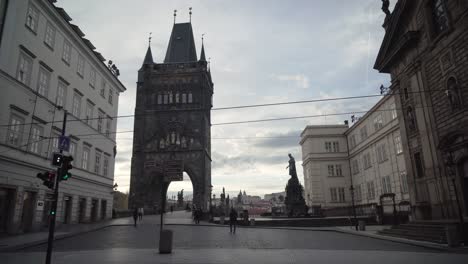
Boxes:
[63,196,72,224]
[21,191,36,232]
[90,199,98,222]
[78,198,86,223]
[100,200,107,220]
[0,188,14,233]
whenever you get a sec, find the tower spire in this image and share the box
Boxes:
[173,9,177,24]
[142,33,154,65]
[200,34,206,61]
[189,7,192,23]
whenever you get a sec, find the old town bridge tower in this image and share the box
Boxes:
[129,21,213,212]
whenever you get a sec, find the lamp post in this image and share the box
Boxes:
[209,185,213,217]
[350,185,358,231]
[445,153,465,242]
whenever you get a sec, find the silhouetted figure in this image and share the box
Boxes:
[194,208,202,224]
[229,208,238,234]
[170,205,174,213]
[138,208,144,221]
[133,208,138,227]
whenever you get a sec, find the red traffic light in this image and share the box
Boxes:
[37,171,55,189]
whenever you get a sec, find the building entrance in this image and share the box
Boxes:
[0,188,14,233]
[21,191,36,232]
[63,196,72,224]
[78,198,86,223]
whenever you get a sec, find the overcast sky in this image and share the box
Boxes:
[59,0,394,198]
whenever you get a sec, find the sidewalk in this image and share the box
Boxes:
[0,216,134,252]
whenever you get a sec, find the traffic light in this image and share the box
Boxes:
[59,155,73,181]
[36,171,55,189]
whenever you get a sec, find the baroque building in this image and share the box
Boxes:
[374,0,468,220]
[0,0,125,234]
[129,20,213,212]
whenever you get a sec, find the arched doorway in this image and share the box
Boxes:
[166,172,194,213]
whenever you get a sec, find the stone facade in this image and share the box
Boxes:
[0,0,125,234]
[374,0,468,220]
[129,22,213,212]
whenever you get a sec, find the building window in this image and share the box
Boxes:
[97,110,104,132]
[175,93,179,103]
[51,132,60,153]
[403,87,409,100]
[157,94,162,104]
[407,106,417,131]
[328,165,335,177]
[330,188,338,202]
[377,144,388,163]
[100,80,106,98]
[44,22,56,49]
[414,152,424,178]
[390,103,397,120]
[30,125,43,154]
[446,77,462,110]
[355,185,362,201]
[333,142,339,152]
[360,126,368,141]
[56,81,67,107]
[82,147,90,170]
[105,116,112,137]
[182,93,187,103]
[103,156,109,177]
[338,188,345,202]
[374,114,383,131]
[86,102,94,126]
[401,172,408,193]
[188,93,193,103]
[367,181,375,200]
[432,0,449,35]
[68,141,76,163]
[89,69,96,88]
[77,54,85,77]
[382,175,392,194]
[349,135,356,148]
[363,153,372,169]
[325,142,332,152]
[72,93,82,117]
[335,164,342,176]
[37,67,51,97]
[351,159,359,175]
[6,114,25,146]
[94,151,101,174]
[395,135,403,154]
[108,89,113,105]
[168,92,173,104]
[16,52,33,85]
[25,4,39,33]
[62,41,72,65]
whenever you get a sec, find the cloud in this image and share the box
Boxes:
[272,74,310,89]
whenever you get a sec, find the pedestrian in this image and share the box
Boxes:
[170,205,174,213]
[138,207,144,221]
[229,208,238,234]
[133,208,138,227]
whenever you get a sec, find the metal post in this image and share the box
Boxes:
[45,110,66,264]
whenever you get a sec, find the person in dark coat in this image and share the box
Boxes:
[133,208,138,227]
[229,208,238,233]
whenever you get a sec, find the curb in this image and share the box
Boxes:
[0,223,132,252]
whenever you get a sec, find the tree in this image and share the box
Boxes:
[113,191,128,210]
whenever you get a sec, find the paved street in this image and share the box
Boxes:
[1,212,467,263]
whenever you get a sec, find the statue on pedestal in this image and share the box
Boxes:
[284,154,307,217]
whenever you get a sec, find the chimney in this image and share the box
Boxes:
[344,120,349,125]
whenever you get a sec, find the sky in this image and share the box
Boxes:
[59,0,394,199]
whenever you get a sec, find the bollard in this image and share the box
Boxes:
[358,220,366,231]
[250,218,255,226]
[159,229,173,254]
[220,215,225,225]
[446,225,460,247]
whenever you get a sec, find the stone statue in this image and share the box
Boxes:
[284,154,307,217]
[382,0,390,16]
[286,153,297,178]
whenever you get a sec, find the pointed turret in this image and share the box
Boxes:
[200,41,206,61]
[142,46,154,65]
[164,23,197,63]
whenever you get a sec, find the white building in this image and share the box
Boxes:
[300,95,409,213]
[0,0,126,234]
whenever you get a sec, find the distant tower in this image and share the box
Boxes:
[129,18,213,212]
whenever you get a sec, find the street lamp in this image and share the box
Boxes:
[444,153,465,241]
[209,185,213,217]
[350,185,358,231]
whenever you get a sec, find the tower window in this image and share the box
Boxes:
[188,93,193,103]
[432,0,449,35]
[182,93,187,103]
[446,77,462,110]
[175,93,180,103]
[157,94,162,104]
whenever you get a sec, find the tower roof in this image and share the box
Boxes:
[200,41,206,61]
[142,46,154,65]
[164,23,197,63]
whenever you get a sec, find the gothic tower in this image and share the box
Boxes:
[129,21,213,212]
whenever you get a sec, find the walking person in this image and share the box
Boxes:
[133,208,138,227]
[229,208,238,234]
[138,207,144,221]
[170,205,174,213]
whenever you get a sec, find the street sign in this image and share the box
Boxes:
[164,160,183,182]
[58,135,70,152]
[36,200,44,211]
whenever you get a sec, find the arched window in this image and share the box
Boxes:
[168,91,173,104]
[175,93,180,103]
[432,0,449,35]
[157,94,162,104]
[182,93,187,103]
[163,93,168,104]
[446,76,462,109]
[188,93,193,103]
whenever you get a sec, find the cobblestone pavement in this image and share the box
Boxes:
[2,212,467,264]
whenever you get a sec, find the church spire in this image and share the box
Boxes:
[142,33,154,65]
[200,34,206,61]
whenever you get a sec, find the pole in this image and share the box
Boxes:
[350,185,358,231]
[45,110,66,264]
[452,177,465,242]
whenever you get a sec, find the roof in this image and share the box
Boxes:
[142,46,154,65]
[164,23,197,63]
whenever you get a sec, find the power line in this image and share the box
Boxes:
[0,87,456,128]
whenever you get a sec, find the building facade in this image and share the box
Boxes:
[300,95,409,215]
[374,0,468,220]
[0,0,125,234]
[129,21,213,212]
